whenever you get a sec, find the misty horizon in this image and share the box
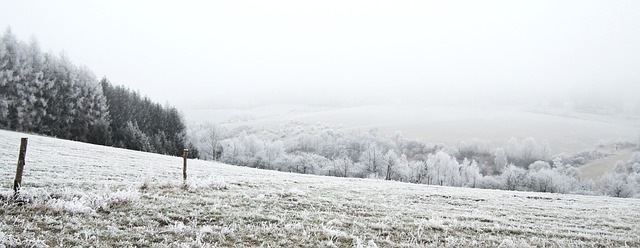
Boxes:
[2,1,639,111]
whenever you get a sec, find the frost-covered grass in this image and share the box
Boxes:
[1,129,639,247]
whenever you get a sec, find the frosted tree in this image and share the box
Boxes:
[101,77,191,156]
[408,160,427,184]
[237,134,265,167]
[384,150,410,181]
[122,121,153,152]
[395,153,411,181]
[460,158,482,187]
[43,52,79,139]
[595,156,639,198]
[0,27,24,129]
[290,133,319,153]
[528,161,551,171]
[492,148,508,175]
[333,151,354,177]
[69,66,105,142]
[539,141,551,161]
[384,150,399,180]
[13,37,45,132]
[553,159,581,178]
[426,151,462,186]
[0,28,196,157]
[504,137,549,167]
[0,31,7,123]
[201,124,225,161]
[457,139,492,159]
[501,165,528,191]
[83,73,111,145]
[527,169,555,192]
[221,138,241,165]
[599,172,636,198]
[262,141,284,169]
[506,137,520,161]
[285,152,323,174]
[300,152,328,174]
[358,143,386,178]
[614,160,629,174]
[520,137,538,165]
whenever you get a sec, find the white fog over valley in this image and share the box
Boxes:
[2,1,640,108]
[1,1,640,247]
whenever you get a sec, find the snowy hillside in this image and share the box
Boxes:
[1,129,639,247]
[184,104,640,154]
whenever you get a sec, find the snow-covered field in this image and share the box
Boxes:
[185,104,640,154]
[1,129,639,247]
[579,148,636,180]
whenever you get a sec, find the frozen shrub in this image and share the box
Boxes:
[47,198,95,215]
[476,176,504,190]
[528,161,551,171]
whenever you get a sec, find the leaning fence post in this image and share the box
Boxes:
[13,138,28,195]
[183,149,189,181]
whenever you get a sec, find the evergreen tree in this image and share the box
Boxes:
[0,28,194,158]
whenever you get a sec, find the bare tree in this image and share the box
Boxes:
[202,124,225,161]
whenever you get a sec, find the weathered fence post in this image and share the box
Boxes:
[13,138,28,195]
[183,149,189,181]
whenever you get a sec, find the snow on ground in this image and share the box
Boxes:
[579,149,636,180]
[1,129,639,247]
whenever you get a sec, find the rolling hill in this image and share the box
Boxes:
[1,129,639,247]
[185,104,640,180]
[185,104,640,154]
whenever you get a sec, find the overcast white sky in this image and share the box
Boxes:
[1,1,639,108]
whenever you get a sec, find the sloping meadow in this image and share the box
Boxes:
[1,130,639,247]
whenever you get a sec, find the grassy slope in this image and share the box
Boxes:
[579,148,636,180]
[1,129,639,247]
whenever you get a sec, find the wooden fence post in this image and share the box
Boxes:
[13,138,28,195]
[183,149,189,181]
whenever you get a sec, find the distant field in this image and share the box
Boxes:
[579,149,636,180]
[1,130,639,247]
[185,104,640,180]
[185,104,640,154]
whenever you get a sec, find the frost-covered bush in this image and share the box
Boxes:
[598,171,639,198]
[185,178,229,191]
[527,169,577,194]
[476,176,504,190]
[2,188,141,215]
[0,231,47,248]
[594,154,640,198]
[501,165,529,191]
[528,161,551,171]
[153,178,229,192]
[554,149,609,166]
[47,198,96,215]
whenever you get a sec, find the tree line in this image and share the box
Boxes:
[189,121,640,198]
[0,28,196,157]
